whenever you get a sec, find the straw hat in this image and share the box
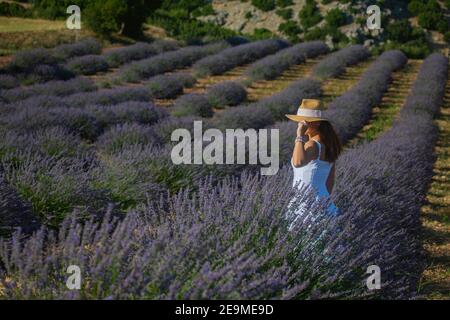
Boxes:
[285,99,328,122]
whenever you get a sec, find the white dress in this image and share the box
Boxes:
[287,139,340,227]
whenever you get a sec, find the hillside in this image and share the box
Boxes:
[195,0,449,53]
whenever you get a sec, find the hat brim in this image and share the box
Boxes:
[285,114,328,122]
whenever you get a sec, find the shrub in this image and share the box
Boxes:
[278,21,302,40]
[277,0,293,7]
[251,0,276,11]
[21,64,74,84]
[325,8,347,28]
[9,48,58,72]
[66,55,109,75]
[298,0,322,29]
[147,73,196,99]
[206,81,247,108]
[173,94,214,118]
[250,28,276,40]
[52,38,102,61]
[276,8,293,20]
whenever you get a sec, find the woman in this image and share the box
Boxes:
[285,99,342,226]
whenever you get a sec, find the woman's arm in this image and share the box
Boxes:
[326,163,336,194]
[292,122,316,167]
[292,140,316,167]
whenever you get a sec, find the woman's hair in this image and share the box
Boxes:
[317,120,342,162]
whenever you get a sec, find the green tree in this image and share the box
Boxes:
[298,0,322,29]
[84,0,163,37]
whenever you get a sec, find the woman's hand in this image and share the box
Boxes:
[297,121,308,137]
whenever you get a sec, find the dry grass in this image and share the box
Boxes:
[0,16,65,33]
[418,65,450,300]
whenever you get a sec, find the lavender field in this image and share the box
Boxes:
[0,37,448,300]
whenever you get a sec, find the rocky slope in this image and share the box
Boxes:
[198,0,448,52]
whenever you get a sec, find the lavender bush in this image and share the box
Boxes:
[64,87,152,107]
[0,172,40,237]
[66,55,109,75]
[8,48,58,72]
[193,39,289,77]
[1,153,108,227]
[172,93,214,118]
[206,81,247,108]
[0,74,19,89]
[86,101,168,128]
[246,41,329,81]
[312,45,370,79]
[118,42,230,83]
[96,123,160,154]
[2,78,96,103]
[52,38,102,61]
[21,64,74,84]
[147,73,196,99]
[3,106,102,140]
[104,40,180,68]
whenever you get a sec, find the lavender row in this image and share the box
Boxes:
[118,41,231,83]
[1,78,97,103]
[325,50,408,143]
[103,40,180,68]
[1,99,168,141]
[245,41,329,81]
[65,40,181,76]
[193,39,290,77]
[329,53,448,298]
[311,44,371,79]
[7,38,102,73]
